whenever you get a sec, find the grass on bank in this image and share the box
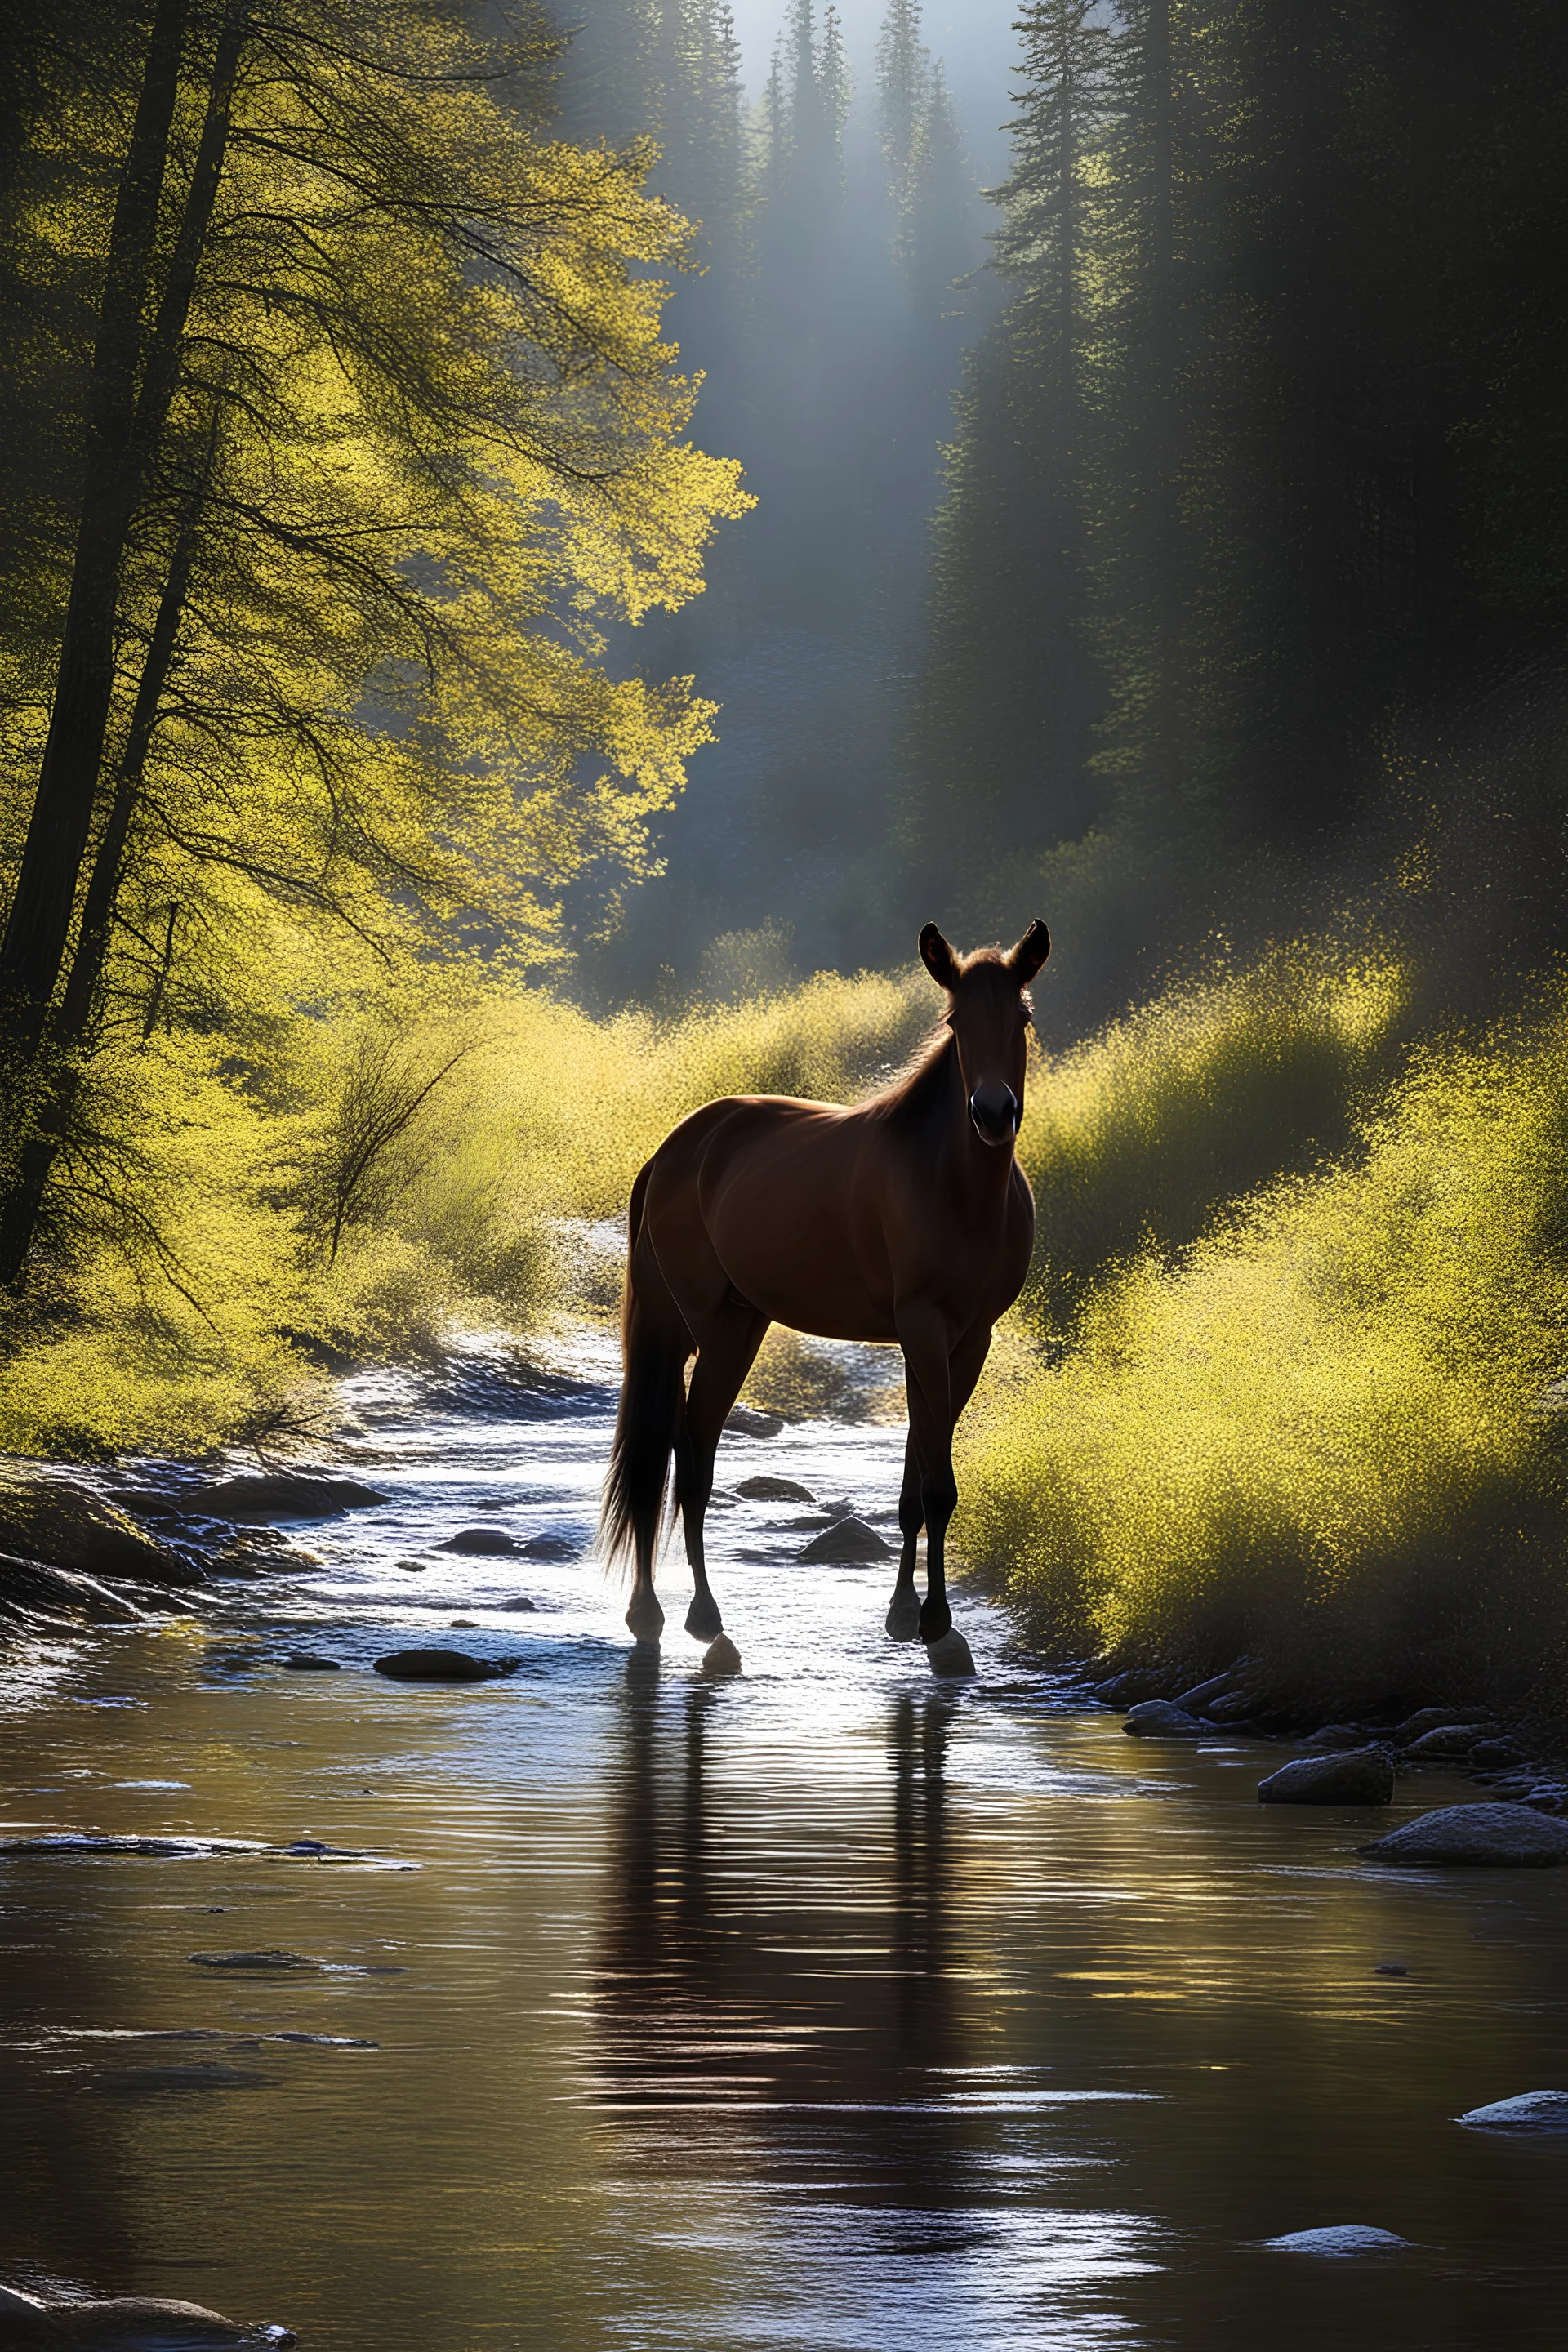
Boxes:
[962,998,1568,1729]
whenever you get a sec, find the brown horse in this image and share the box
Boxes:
[599,919,1049,1649]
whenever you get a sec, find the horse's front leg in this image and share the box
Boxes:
[679,1305,769,1642]
[885,1428,924,1641]
[895,1303,959,1643]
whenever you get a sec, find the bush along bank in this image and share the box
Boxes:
[958,982,1568,1756]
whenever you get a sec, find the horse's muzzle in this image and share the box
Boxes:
[969,1083,1020,1145]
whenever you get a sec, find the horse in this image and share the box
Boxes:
[599,919,1049,1651]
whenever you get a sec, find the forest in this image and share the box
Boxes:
[3,0,1568,1725]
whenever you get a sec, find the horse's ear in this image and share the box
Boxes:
[1007,919,1051,982]
[919,923,960,989]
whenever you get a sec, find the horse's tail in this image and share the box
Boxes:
[599,1160,691,1576]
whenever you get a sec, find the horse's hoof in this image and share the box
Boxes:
[625,1594,665,1642]
[685,1594,724,1642]
[925,1627,975,1677]
[701,1634,742,1679]
[918,1597,952,1642]
[885,1593,922,1642]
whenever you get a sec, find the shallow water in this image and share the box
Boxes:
[2,1348,1566,2350]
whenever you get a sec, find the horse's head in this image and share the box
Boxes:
[919,919,1049,1147]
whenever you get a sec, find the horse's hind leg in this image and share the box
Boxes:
[885,1431,924,1642]
[676,1302,769,1641]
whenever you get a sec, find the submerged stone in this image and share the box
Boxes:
[42,2295,294,2348]
[187,1472,386,1520]
[1258,1748,1394,1805]
[1457,2090,1568,2132]
[724,1405,783,1437]
[735,1475,816,1503]
[1263,2225,1410,2256]
[700,1634,742,1679]
[437,1527,516,1554]
[795,1516,889,1564]
[372,1647,501,1682]
[1360,1802,1568,1866]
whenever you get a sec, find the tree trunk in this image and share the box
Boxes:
[0,0,247,1066]
[0,470,211,1287]
[0,0,189,1055]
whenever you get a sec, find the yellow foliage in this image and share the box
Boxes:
[962,991,1568,1717]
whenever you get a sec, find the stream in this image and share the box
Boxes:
[1,1342,1566,2350]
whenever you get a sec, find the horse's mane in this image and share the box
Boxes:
[859,1025,957,1129]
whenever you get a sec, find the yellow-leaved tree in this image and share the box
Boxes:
[0,0,748,1446]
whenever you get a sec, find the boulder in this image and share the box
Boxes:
[1469,1739,1526,1770]
[1089,1668,1169,1707]
[1523,1783,1567,1812]
[1173,1668,1240,1713]
[735,1475,816,1503]
[1206,1692,1256,1725]
[1262,2225,1410,2256]
[1360,1802,1568,1866]
[926,1628,976,1678]
[1391,1706,1488,1746]
[1259,1748,1394,1805]
[185,1472,386,1520]
[795,1516,889,1564]
[724,1405,783,1437]
[0,1552,145,1628]
[700,1634,742,1679]
[1124,1700,1208,1738]
[42,2297,293,2349]
[1403,1723,1494,1762]
[1457,2090,1568,2132]
[1300,1723,1371,1751]
[0,2284,59,2346]
[436,1527,515,1555]
[0,1472,196,1588]
[372,1647,502,1682]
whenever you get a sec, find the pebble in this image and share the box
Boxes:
[1123,1700,1208,1738]
[1457,2089,1568,2132]
[1360,1802,1568,1866]
[1258,1748,1394,1805]
[1263,2225,1410,2256]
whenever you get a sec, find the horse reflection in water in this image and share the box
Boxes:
[599,920,1049,1657]
[591,1656,968,2227]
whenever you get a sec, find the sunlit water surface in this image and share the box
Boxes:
[2,1347,1566,2350]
